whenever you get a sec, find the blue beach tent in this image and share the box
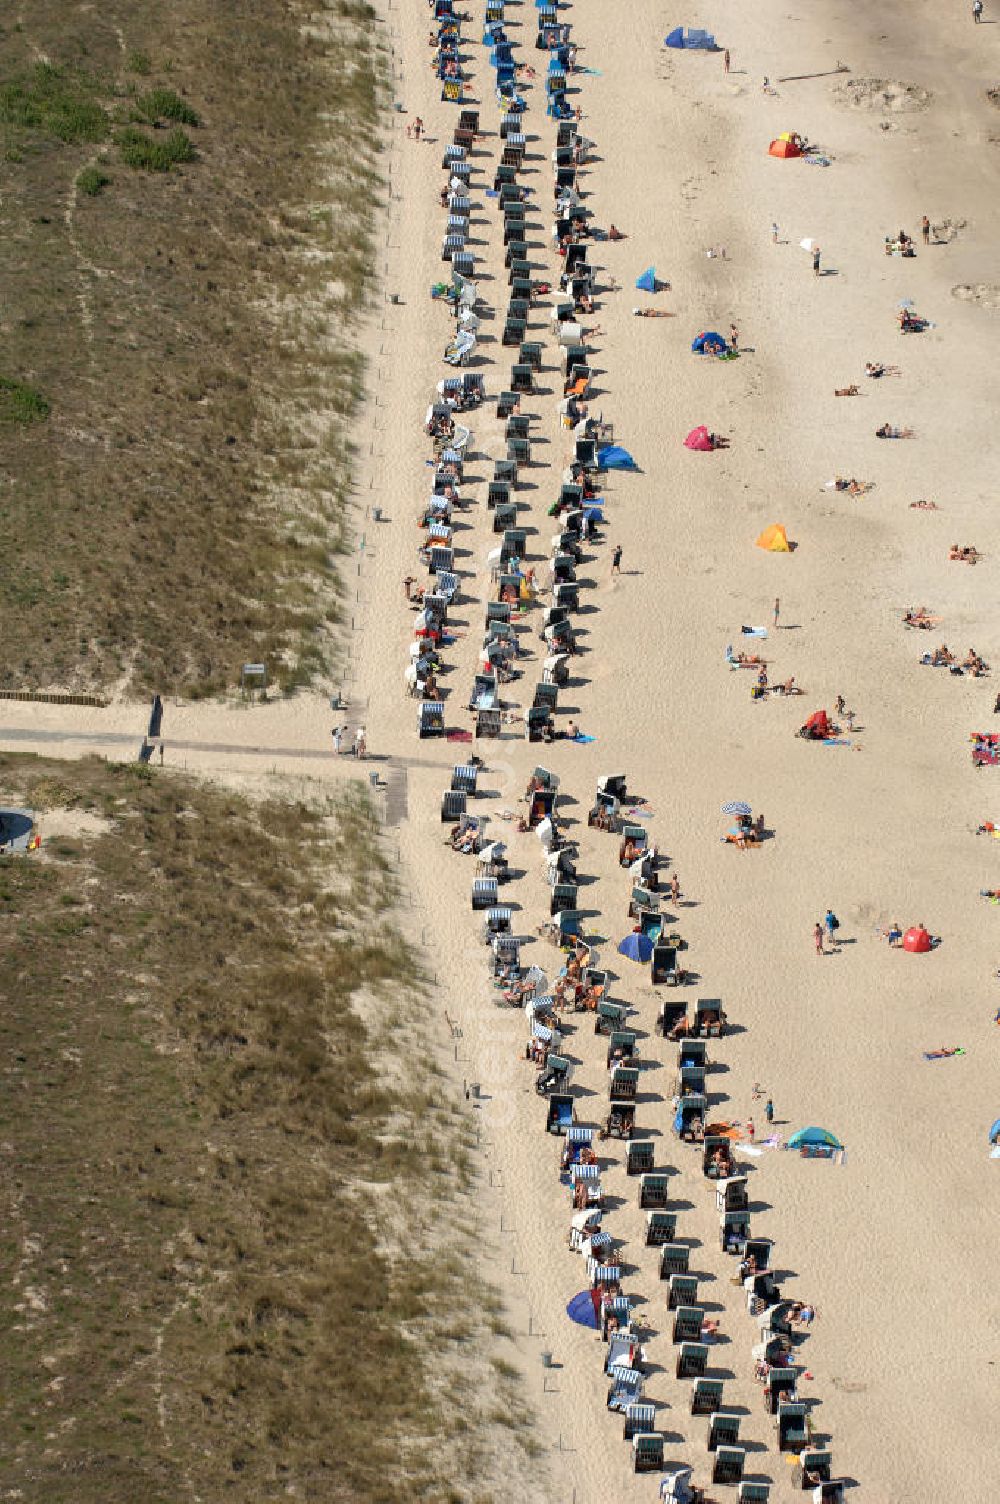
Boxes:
[618,931,654,963]
[598,445,638,471]
[664,26,717,50]
[635,266,657,293]
[691,330,728,355]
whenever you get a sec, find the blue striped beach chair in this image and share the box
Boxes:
[606,1366,643,1413]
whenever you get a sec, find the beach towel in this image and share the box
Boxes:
[741,626,768,637]
[446,729,473,742]
[569,733,596,743]
[822,738,853,747]
[923,1046,964,1060]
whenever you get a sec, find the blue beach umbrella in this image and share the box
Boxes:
[618,931,654,963]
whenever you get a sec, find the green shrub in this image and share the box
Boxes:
[0,378,50,424]
[126,51,153,76]
[135,88,200,126]
[0,63,108,144]
[77,165,110,196]
[117,125,196,171]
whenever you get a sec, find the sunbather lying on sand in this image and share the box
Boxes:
[632,307,671,318]
[775,677,802,695]
[876,424,915,439]
[910,499,938,510]
[825,477,870,495]
[865,361,901,378]
[963,648,989,676]
[607,224,626,240]
[903,607,937,629]
[929,643,955,665]
[834,385,860,396]
[949,545,980,564]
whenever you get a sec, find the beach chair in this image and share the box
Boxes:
[623,1401,655,1442]
[675,1343,708,1380]
[471,876,499,911]
[668,1274,699,1311]
[693,997,725,1037]
[764,1369,798,1413]
[546,1093,574,1135]
[676,1063,707,1098]
[707,1411,741,1452]
[745,1236,772,1271]
[716,1178,749,1213]
[570,1161,601,1206]
[712,1447,746,1486]
[505,240,529,268]
[625,1139,654,1175]
[493,502,517,533]
[659,1243,689,1278]
[451,764,478,796]
[609,1065,639,1104]
[601,1294,631,1339]
[503,319,527,348]
[486,598,512,626]
[481,906,512,942]
[690,1377,724,1415]
[500,525,528,562]
[441,789,466,823]
[651,942,680,986]
[553,582,578,611]
[418,701,445,738]
[678,1038,707,1069]
[452,252,475,281]
[520,340,544,371]
[658,999,687,1039]
[737,1484,771,1504]
[702,1134,734,1180]
[476,707,503,739]
[640,1174,670,1211]
[477,842,508,881]
[720,1209,750,1254]
[606,1366,643,1413]
[792,1450,833,1491]
[548,881,577,916]
[632,1433,664,1474]
[511,363,534,394]
[672,1306,704,1344]
[628,885,656,919]
[676,1094,707,1141]
[526,706,551,742]
[595,1000,626,1035]
[603,1102,635,1140]
[536,1054,570,1095]
[645,1209,676,1245]
[776,1400,809,1452]
[606,1029,636,1066]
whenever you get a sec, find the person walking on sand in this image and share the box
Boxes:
[773,596,780,629]
[771,222,779,244]
[354,726,367,759]
[670,871,680,904]
[611,544,622,575]
[836,694,846,718]
[729,323,739,352]
[921,214,930,246]
[746,1118,755,1142]
[814,922,825,955]
[724,48,730,73]
[812,245,821,276]
[825,908,840,945]
[332,726,344,756]
[765,1097,774,1125]
[413,116,423,140]
[973,0,984,21]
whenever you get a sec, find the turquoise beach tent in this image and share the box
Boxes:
[635,266,656,293]
[787,1126,842,1150]
[664,26,717,50]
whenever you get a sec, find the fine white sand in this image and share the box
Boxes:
[4,0,999,1498]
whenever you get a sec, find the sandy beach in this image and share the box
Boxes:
[4,0,999,1497]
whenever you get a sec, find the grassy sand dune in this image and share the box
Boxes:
[0,1,382,696]
[0,756,540,1501]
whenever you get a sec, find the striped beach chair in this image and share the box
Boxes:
[471,876,499,911]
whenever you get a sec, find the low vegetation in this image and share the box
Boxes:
[0,1,386,696]
[0,756,542,1502]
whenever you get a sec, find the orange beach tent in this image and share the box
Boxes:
[768,135,802,159]
[756,523,790,552]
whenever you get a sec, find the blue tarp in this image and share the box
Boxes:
[635,266,656,293]
[618,931,654,963]
[664,26,717,50]
[598,445,638,471]
[691,330,728,354]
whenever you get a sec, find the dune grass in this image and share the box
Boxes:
[0,755,541,1502]
[0,1,386,696]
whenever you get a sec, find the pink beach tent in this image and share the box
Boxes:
[684,425,714,452]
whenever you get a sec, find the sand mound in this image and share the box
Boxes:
[834,77,931,113]
[952,282,1000,310]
